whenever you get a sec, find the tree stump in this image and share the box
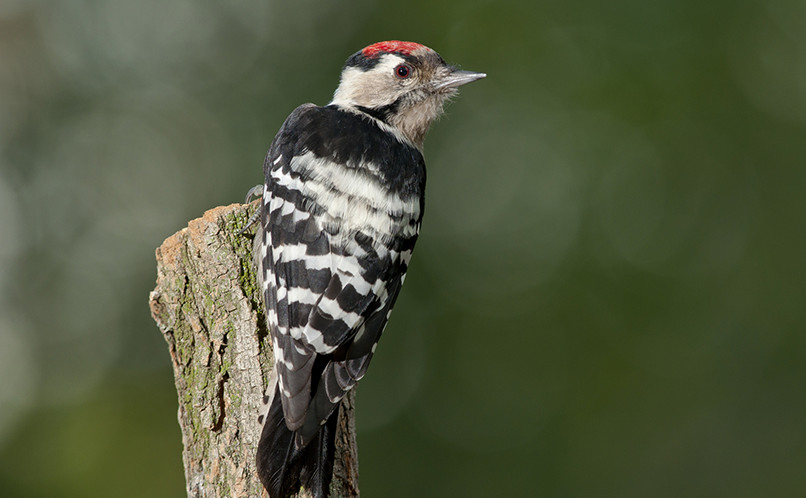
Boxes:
[149,203,359,498]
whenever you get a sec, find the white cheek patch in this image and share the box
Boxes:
[330,55,408,109]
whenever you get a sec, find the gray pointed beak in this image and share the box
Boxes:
[436,69,487,90]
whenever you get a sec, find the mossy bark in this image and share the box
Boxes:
[149,203,359,498]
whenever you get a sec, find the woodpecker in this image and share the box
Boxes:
[252,41,485,497]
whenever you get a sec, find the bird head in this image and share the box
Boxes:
[331,41,486,148]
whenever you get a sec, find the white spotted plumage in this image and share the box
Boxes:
[253,40,484,498]
[257,130,421,434]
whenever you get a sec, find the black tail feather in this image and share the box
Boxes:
[299,404,339,497]
[256,385,338,498]
[257,387,302,497]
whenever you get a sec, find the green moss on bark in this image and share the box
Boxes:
[150,203,358,498]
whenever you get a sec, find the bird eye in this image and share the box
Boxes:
[395,64,411,79]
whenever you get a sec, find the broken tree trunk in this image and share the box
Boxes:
[149,203,359,498]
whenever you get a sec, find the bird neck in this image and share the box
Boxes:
[330,103,427,150]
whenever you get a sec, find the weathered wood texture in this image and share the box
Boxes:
[149,203,359,498]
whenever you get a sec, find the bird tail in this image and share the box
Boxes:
[256,385,339,498]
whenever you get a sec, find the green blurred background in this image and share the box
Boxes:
[1,0,805,496]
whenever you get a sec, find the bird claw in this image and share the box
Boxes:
[244,184,263,204]
[238,184,263,236]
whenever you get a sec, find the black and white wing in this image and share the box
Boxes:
[255,103,425,498]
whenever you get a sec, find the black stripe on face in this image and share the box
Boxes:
[344,51,384,71]
[356,98,402,125]
[343,50,430,72]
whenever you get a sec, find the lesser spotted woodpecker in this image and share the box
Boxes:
[252,41,485,497]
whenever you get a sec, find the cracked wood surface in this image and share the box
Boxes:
[149,203,359,498]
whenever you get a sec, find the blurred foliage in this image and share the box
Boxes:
[1,0,805,496]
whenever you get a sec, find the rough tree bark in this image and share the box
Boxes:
[149,203,360,498]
